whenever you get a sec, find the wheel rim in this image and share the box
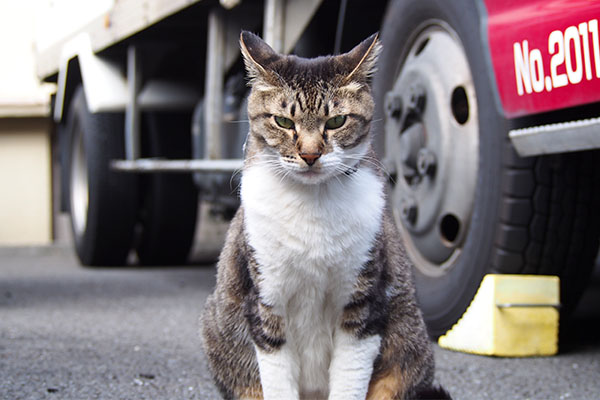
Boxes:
[385,22,479,277]
[70,120,89,238]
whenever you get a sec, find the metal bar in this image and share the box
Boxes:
[509,116,600,156]
[111,158,244,173]
[264,0,285,53]
[205,9,225,160]
[333,0,348,54]
[496,303,561,309]
[125,45,141,160]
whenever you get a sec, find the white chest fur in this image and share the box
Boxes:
[241,164,385,395]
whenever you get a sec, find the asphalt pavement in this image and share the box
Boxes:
[1,246,599,400]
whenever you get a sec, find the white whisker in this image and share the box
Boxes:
[342,154,391,179]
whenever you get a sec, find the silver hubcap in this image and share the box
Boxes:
[70,121,89,238]
[385,22,479,276]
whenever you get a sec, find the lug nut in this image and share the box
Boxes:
[417,148,436,177]
[385,92,403,120]
[407,85,426,115]
[401,199,418,226]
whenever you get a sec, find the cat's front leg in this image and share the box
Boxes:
[328,329,381,400]
[246,300,299,399]
[255,343,299,399]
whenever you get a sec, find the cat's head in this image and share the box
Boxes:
[240,31,380,185]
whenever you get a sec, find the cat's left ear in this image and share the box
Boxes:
[340,33,381,84]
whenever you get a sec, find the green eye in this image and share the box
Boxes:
[274,116,295,129]
[325,115,346,129]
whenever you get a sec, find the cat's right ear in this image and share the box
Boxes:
[240,31,280,84]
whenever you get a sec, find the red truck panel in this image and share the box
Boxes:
[485,0,600,118]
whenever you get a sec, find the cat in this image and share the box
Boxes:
[201,31,449,400]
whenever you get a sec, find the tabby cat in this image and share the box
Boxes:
[201,31,448,400]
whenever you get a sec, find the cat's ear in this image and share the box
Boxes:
[339,33,381,84]
[240,31,280,83]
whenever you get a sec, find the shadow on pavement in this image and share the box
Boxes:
[560,262,600,353]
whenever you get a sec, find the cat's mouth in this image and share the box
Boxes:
[281,158,324,175]
[292,165,330,184]
[298,169,321,177]
[278,156,338,184]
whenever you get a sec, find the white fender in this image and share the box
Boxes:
[54,33,128,122]
[54,34,198,123]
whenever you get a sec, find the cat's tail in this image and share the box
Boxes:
[413,385,453,400]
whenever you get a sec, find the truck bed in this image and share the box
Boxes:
[36,0,205,80]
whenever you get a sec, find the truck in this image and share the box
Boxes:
[36,0,600,336]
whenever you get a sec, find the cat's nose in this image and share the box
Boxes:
[299,152,321,166]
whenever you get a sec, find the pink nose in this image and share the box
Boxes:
[300,153,321,166]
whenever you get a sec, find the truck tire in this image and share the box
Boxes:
[374,0,600,336]
[135,112,198,265]
[67,86,137,266]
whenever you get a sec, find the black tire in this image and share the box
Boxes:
[375,0,600,336]
[499,151,600,315]
[135,112,198,265]
[67,86,137,266]
[57,122,72,213]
